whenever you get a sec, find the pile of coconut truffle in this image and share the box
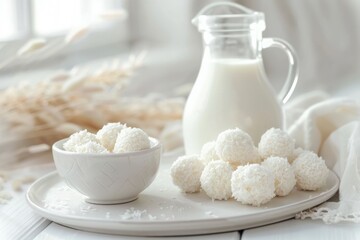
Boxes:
[170,128,329,206]
[63,122,151,153]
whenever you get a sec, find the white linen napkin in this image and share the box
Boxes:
[285,91,360,223]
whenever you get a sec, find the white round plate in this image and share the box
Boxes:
[27,157,339,236]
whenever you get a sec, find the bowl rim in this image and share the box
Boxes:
[52,137,161,157]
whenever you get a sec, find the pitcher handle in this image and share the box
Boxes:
[262,38,299,104]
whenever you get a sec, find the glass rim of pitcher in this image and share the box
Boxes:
[193,12,266,33]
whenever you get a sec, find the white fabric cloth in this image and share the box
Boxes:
[285,91,360,223]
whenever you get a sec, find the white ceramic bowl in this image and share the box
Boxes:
[52,138,161,204]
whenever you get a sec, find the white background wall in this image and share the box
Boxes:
[127,0,360,98]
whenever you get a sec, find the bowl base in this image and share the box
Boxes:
[85,196,138,205]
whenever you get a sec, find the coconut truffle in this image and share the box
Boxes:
[75,141,109,154]
[63,129,99,152]
[200,141,220,165]
[170,155,204,193]
[113,127,150,153]
[258,128,295,159]
[215,128,260,166]
[262,157,296,196]
[96,122,126,151]
[200,160,232,200]
[231,164,275,206]
[292,151,329,191]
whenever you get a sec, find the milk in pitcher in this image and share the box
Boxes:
[183,58,283,154]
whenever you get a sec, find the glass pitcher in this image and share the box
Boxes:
[183,2,299,154]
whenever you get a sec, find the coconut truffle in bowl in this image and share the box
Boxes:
[113,127,151,153]
[96,122,126,151]
[75,141,109,154]
[63,129,99,152]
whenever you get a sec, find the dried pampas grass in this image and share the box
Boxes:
[0,53,184,166]
[65,26,89,44]
[99,9,128,21]
[17,38,47,56]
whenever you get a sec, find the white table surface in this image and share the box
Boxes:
[34,223,240,240]
[242,219,360,240]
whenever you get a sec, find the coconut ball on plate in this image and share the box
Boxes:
[200,141,220,165]
[215,128,260,166]
[63,129,99,152]
[262,157,296,196]
[258,128,295,159]
[170,155,204,193]
[231,164,275,206]
[200,160,232,200]
[75,141,109,154]
[113,127,150,153]
[292,151,329,191]
[96,122,126,151]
